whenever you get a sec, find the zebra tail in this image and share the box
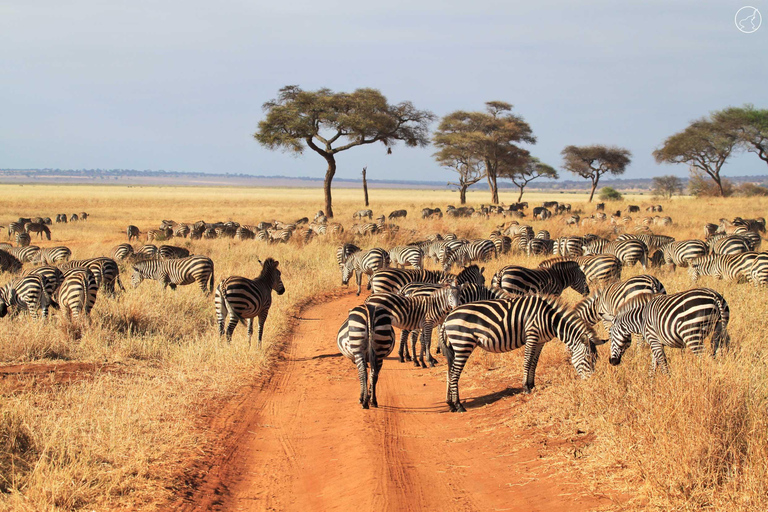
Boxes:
[713,293,731,355]
[366,304,377,370]
[208,265,215,294]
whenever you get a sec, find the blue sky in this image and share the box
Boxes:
[2,1,767,182]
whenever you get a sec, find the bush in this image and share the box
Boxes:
[735,183,768,197]
[689,169,733,197]
[598,187,623,201]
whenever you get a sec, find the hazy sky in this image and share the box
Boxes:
[2,1,767,182]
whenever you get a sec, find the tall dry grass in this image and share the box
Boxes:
[0,184,766,510]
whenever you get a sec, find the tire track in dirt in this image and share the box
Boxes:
[176,290,616,512]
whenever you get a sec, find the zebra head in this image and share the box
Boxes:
[0,289,7,318]
[607,319,632,366]
[341,260,353,286]
[131,267,145,288]
[261,258,285,295]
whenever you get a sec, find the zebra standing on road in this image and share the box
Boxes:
[492,261,589,297]
[389,245,424,270]
[337,303,395,409]
[341,248,390,295]
[0,275,52,319]
[131,255,214,294]
[574,275,666,330]
[441,296,601,412]
[604,288,730,374]
[56,267,99,321]
[370,265,485,294]
[215,257,285,346]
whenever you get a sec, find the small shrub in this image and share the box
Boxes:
[598,187,623,201]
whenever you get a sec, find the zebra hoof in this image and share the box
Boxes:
[456,403,466,413]
[523,385,534,394]
[447,402,457,413]
[362,401,369,410]
[429,358,438,367]
[370,401,378,408]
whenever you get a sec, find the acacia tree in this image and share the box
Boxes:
[561,145,632,202]
[254,86,434,217]
[434,146,484,204]
[653,119,737,197]
[433,102,535,204]
[713,105,768,166]
[651,175,684,199]
[500,157,558,202]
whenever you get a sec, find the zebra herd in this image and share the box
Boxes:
[335,209,762,413]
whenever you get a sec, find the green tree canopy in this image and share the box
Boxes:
[561,145,632,202]
[598,187,623,201]
[653,118,737,197]
[433,102,535,204]
[254,85,434,217]
[499,157,558,202]
[713,104,768,166]
[651,175,684,199]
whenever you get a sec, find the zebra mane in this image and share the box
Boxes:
[538,294,599,342]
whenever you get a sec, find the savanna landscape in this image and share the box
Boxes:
[1,184,767,511]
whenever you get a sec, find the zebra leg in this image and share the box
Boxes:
[647,336,670,376]
[522,340,545,393]
[398,330,411,362]
[256,310,269,347]
[225,314,239,342]
[422,324,438,367]
[356,272,362,296]
[447,352,470,413]
[246,318,254,346]
[369,356,382,408]
[411,330,421,367]
[355,355,369,408]
[435,325,444,355]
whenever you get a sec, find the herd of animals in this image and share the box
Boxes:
[0,203,765,414]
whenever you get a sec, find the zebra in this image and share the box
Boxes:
[526,237,553,256]
[60,257,124,294]
[158,245,190,259]
[353,209,373,220]
[215,257,285,346]
[127,225,140,241]
[23,266,64,296]
[583,239,648,269]
[55,214,67,224]
[655,240,709,269]
[733,229,762,251]
[341,248,390,295]
[535,230,550,239]
[709,235,750,255]
[617,234,675,255]
[445,239,496,268]
[366,283,460,367]
[0,275,52,319]
[173,224,191,238]
[553,236,585,258]
[56,267,99,321]
[687,253,759,283]
[540,255,623,288]
[24,222,51,240]
[235,227,255,240]
[420,239,455,270]
[492,261,589,297]
[370,265,485,294]
[337,304,395,408]
[7,222,24,239]
[441,296,601,412]
[70,214,79,222]
[389,245,424,270]
[489,232,512,255]
[79,212,88,221]
[15,232,31,247]
[136,244,159,258]
[6,246,40,264]
[131,255,214,294]
[750,253,768,287]
[336,243,361,266]
[388,209,407,220]
[0,250,22,274]
[268,228,292,244]
[604,288,730,374]
[37,246,72,265]
[574,275,667,331]
[111,243,135,261]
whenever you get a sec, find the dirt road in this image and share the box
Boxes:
[177,291,614,512]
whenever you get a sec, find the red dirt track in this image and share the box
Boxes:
[175,291,614,512]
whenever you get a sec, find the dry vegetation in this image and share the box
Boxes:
[1,184,767,511]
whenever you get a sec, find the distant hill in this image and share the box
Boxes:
[2,168,768,191]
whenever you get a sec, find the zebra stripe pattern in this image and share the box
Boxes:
[574,275,666,330]
[370,265,485,294]
[60,258,124,294]
[23,266,64,296]
[606,288,730,374]
[341,248,390,295]
[442,296,600,412]
[6,246,40,263]
[0,275,51,319]
[57,267,99,320]
[445,239,496,268]
[389,245,424,270]
[215,258,285,346]
[492,261,589,297]
[709,234,751,255]
[0,250,22,274]
[132,255,214,294]
[656,240,709,269]
[583,239,648,269]
[336,243,361,266]
[111,243,135,261]
[688,252,759,283]
[37,246,72,265]
[158,245,190,259]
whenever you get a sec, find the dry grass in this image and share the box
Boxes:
[0,184,766,510]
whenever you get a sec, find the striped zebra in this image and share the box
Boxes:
[55,214,67,223]
[489,233,512,255]
[7,222,25,239]
[173,224,191,238]
[574,275,666,330]
[688,252,759,283]
[553,236,584,258]
[15,232,31,247]
[366,283,460,367]
[268,228,292,244]
[583,239,648,269]
[336,243,361,266]
[235,227,255,240]
[750,253,768,287]
[215,257,285,346]
[604,288,730,374]
[136,244,158,258]
[24,222,51,240]
[158,245,190,259]
[0,243,12,251]
[492,261,589,297]
[7,246,40,264]
[0,250,22,274]
[126,225,140,241]
[733,229,762,251]
[56,267,99,321]
[535,230,550,240]
[353,209,373,220]
[337,304,395,408]
[131,255,214,294]
[23,266,64,296]
[111,243,135,261]
[709,234,750,255]
[389,245,424,270]
[617,234,675,255]
[388,209,407,220]
[352,222,379,236]
[446,239,496,268]
[0,275,52,319]
[61,258,124,294]
[655,240,709,269]
[370,265,485,294]
[526,237,553,256]
[341,248,390,295]
[420,239,453,270]
[70,214,79,222]
[37,246,72,265]
[441,296,601,412]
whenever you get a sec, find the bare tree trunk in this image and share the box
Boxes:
[362,167,369,207]
[517,185,525,202]
[714,174,725,197]
[459,185,467,204]
[487,172,499,204]
[588,176,599,202]
[323,156,337,218]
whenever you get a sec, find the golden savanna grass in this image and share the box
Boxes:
[0,184,766,511]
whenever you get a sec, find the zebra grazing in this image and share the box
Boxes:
[575,255,623,287]
[493,261,589,297]
[709,234,750,255]
[0,275,52,319]
[37,246,72,265]
[655,240,708,269]
[173,224,191,238]
[583,239,648,269]
[688,253,759,283]
[55,214,67,223]
[337,304,395,408]
[341,248,390,295]
[23,266,64,296]
[111,243,135,261]
[617,234,675,255]
[132,255,214,294]
[215,257,285,346]
[527,237,553,256]
[366,283,460,367]
[336,243,362,266]
[127,225,140,241]
[370,265,485,294]
[158,245,190,259]
[604,288,730,374]
[574,275,666,330]
[60,257,124,294]
[7,222,25,239]
[7,246,40,264]
[388,209,407,220]
[389,245,424,270]
[0,250,22,274]
[15,232,31,247]
[56,267,99,321]
[24,222,51,240]
[442,296,601,412]
[353,209,373,220]
[70,214,79,222]
[446,239,497,268]
[79,212,88,221]
[553,236,584,257]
